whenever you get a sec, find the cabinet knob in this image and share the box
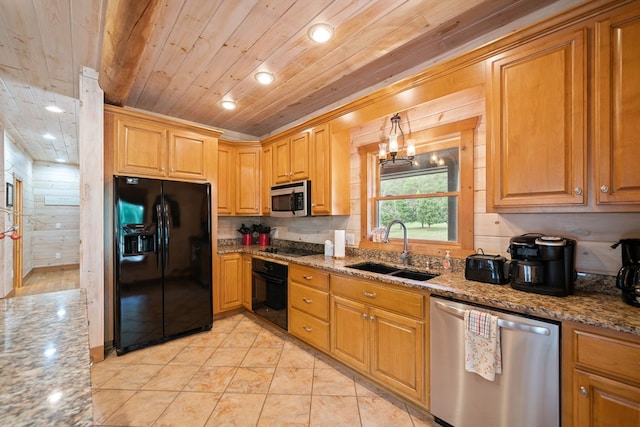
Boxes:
[369,315,376,321]
[600,185,609,193]
[579,386,588,397]
[170,168,175,172]
[574,187,583,195]
[362,313,368,319]
[160,167,165,172]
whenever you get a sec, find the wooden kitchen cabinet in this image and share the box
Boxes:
[330,274,425,403]
[289,264,330,352]
[261,143,272,215]
[242,254,253,311]
[594,6,640,206]
[486,27,587,210]
[309,124,350,216]
[105,105,217,182]
[217,140,261,215]
[273,131,310,184]
[564,322,640,426]
[215,253,243,314]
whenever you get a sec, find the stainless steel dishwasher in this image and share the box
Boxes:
[430,296,560,427]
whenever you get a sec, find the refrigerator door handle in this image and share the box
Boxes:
[156,204,163,271]
[163,202,171,267]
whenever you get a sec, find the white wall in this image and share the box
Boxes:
[32,161,80,268]
[2,131,34,297]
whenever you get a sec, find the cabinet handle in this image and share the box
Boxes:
[302,325,312,332]
[362,290,377,298]
[579,386,588,397]
[574,187,583,195]
[369,315,375,321]
[302,297,313,304]
[600,185,609,193]
[303,275,313,280]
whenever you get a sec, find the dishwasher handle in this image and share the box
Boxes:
[434,300,551,336]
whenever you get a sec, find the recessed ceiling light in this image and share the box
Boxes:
[308,23,334,43]
[55,158,66,163]
[45,105,64,113]
[43,133,56,140]
[220,100,237,110]
[254,71,275,85]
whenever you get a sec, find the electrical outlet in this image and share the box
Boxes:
[346,233,355,246]
[55,253,61,259]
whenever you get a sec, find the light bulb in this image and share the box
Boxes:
[406,139,416,157]
[388,134,399,154]
[378,143,387,159]
[254,72,275,85]
[308,23,334,43]
[220,100,237,110]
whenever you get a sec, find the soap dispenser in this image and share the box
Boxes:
[443,250,452,273]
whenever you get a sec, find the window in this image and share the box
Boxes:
[358,117,478,256]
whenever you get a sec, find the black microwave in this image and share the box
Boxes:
[270,180,311,217]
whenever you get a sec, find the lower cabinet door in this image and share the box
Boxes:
[369,307,424,402]
[574,369,640,427]
[331,295,368,372]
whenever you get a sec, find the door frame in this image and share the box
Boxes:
[13,178,23,289]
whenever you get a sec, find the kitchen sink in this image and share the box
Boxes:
[389,270,438,281]
[346,262,438,281]
[346,262,399,274]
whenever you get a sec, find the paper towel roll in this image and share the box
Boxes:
[334,230,346,258]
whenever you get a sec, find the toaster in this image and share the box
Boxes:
[465,252,509,285]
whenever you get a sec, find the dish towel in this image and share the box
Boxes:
[464,309,502,381]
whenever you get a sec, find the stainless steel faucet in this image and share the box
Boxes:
[383,219,409,266]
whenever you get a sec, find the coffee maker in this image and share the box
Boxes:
[508,233,577,296]
[613,239,640,307]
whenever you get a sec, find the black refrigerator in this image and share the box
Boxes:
[114,176,213,354]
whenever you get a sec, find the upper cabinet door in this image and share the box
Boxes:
[168,129,209,181]
[116,117,168,177]
[290,131,310,182]
[273,138,292,184]
[486,28,587,210]
[595,9,640,205]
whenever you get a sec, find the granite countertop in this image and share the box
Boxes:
[221,244,640,337]
[0,289,93,427]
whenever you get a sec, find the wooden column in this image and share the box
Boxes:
[79,66,105,362]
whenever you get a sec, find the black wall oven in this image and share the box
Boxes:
[251,258,288,330]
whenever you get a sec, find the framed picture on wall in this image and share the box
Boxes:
[6,182,13,207]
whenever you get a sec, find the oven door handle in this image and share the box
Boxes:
[253,271,286,285]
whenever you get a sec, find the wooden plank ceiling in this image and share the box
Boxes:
[0,0,575,164]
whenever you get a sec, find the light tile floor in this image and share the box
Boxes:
[92,313,438,427]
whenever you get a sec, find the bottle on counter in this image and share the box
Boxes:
[443,250,452,273]
[324,240,334,257]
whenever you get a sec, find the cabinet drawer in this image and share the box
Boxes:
[331,275,424,319]
[289,308,329,352]
[290,264,329,291]
[290,282,329,321]
[575,330,640,383]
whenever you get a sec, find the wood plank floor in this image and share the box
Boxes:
[14,267,80,297]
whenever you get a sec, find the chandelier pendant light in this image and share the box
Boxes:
[379,113,415,167]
